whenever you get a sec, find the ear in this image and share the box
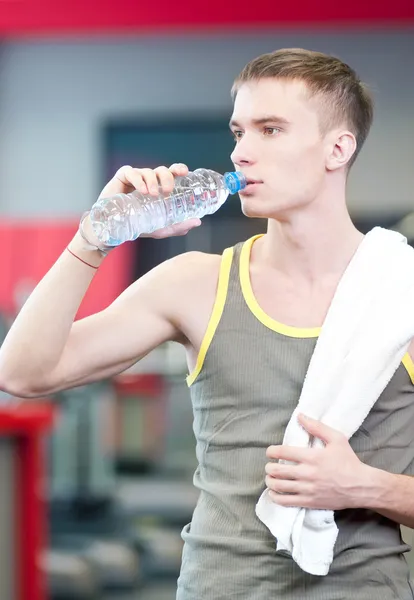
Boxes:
[326,130,357,171]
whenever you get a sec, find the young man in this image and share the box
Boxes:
[1,48,414,599]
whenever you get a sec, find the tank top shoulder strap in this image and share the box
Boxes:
[227,234,264,300]
[186,245,234,386]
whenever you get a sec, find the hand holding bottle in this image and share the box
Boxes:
[84,163,246,248]
[81,163,202,249]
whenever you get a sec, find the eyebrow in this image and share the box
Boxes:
[229,116,290,129]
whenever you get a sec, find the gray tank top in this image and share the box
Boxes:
[177,235,414,600]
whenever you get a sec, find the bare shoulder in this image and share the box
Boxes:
[168,250,222,283]
[107,245,231,355]
[160,250,223,311]
[137,249,222,290]
[119,249,222,331]
[148,250,224,346]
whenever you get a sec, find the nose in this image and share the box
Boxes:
[230,138,256,169]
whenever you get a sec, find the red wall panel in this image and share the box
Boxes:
[0,0,413,36]
[0,220,133,320]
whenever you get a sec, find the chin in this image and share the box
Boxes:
[241,205,266,219]
[240,195,277,219]
[240,192,311,220]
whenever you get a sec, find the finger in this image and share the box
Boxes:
[116,165,144,189]
[154,166,176,194]
[139,168,161,196]
[298,414,345,445]
[265,475,302,495]
[98,165,138,198]
[265,461,298,479]
[143,218,201,239]
[169,163,189,177]
[266,445,311,463]
[112,165,149,195]
[268,490,310,508]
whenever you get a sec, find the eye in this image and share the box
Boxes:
[231,130,243,141]
[263,127,281,136]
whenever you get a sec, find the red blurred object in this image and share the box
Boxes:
[0,0,413,36]
[0,401,56,600]
[113,372,165,398]
[0,220,133,321]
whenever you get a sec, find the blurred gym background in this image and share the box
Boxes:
[0,2,413,599]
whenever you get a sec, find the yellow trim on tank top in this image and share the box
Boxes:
[240,235,321,338]
[186,247,234,387]
[402,353,414,385]
[186,236,414,387]
[239,234,414,384]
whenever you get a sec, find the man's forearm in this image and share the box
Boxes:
[0,231,105,396]
[359,466,414,529]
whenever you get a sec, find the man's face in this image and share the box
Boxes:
[230,78,330,219]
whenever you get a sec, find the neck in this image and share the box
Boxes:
[258,192,363,283]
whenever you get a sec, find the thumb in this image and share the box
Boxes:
[298,414,343,444]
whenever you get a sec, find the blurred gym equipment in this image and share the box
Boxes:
[47,382,144,597]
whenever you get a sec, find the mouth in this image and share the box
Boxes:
[240,179,263,193]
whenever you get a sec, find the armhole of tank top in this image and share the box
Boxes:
[186,247,234,387]
[402,353,414,386]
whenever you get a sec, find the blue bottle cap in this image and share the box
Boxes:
[224,171,247,194]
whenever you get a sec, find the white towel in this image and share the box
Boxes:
[255,227,414,576]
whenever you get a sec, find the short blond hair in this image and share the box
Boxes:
[232,48,374,167]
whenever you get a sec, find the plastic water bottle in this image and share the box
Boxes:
[89,168,246,246]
